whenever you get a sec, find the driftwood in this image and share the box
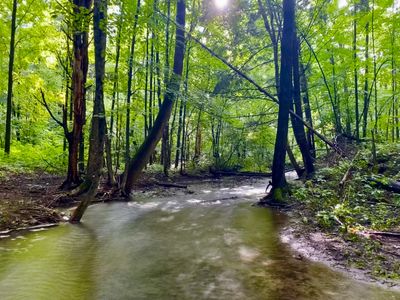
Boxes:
[367,177,400,193]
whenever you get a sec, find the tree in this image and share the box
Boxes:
[70,0,108,222]
[4,0,17,154]
[63,0,93,188]
[123,0,186,195]
[270,0,296,201]
[290,35,314,175]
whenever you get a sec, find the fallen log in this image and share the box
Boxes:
[366,177,400,193]
[154,182,187,189]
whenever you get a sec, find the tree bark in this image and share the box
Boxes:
[70,0,107,222]
[162,0,172,175]
[270,0,295,201]
[63,0,92,188]
[4,0,17,154]
[290,35,314,175]
[300,63,315,157]
[123,0,186,195]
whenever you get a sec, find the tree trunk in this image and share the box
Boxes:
[290,35,314,175]
[353,6,360,139]
[362,0,370,138]
[63,0,92,188]
[123,0,186,195]
[193,109,202,164]
[106,0,124,186]
[300,63,315,157]
[162,0,172,175]
[270,0,295,201]
[70,0,107,222]
[4,0,17,154]
[125,0,141,168]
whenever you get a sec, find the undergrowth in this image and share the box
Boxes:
[292,142,400,280]
[0,142,66,177]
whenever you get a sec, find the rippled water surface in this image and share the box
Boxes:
[0,180,399,300]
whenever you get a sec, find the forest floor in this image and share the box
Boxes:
[0,170,253,234]
[278,138,400,289]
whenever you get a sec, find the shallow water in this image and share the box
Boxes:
[0,180,399,300]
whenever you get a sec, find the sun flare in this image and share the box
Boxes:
[214,0,229,9]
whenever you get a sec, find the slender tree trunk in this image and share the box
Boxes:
[70,0,107,222]
[353,5,360,139]
[125,0,141,167]
[105,0,124,186]
[123,0,186,195]
[372,0,378,132]
[148,30,154,165]
[391,40,396,143]
[300,63,315,157]
[258,0,280,94]
[162,0,172,175]
[290,35,314,175]
[193,109,202,164]
[362,0,370,137]
[4,0,17,154]
[144,33,149,139]
[270,0,295,201]
[175,98,184,168]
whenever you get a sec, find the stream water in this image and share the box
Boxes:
[0,179,399,300]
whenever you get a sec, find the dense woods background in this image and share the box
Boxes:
[1,0,399,198]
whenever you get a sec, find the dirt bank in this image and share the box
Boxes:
[280,207,400,290]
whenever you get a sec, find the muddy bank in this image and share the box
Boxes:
[279,208,400,290]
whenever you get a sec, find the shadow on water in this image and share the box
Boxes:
[0,181,399,300]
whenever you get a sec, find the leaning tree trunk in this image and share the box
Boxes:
[4,0,17,154]
[270,0,295,201]
[123,0,186,195]
[63,0,92,188]
[70,0,107,222]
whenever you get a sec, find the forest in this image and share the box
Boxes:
[0,0,399,298]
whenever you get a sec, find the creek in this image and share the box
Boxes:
[0,179,399,299]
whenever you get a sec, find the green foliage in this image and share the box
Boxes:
[294,144,400,232]
[0,142,66,176]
